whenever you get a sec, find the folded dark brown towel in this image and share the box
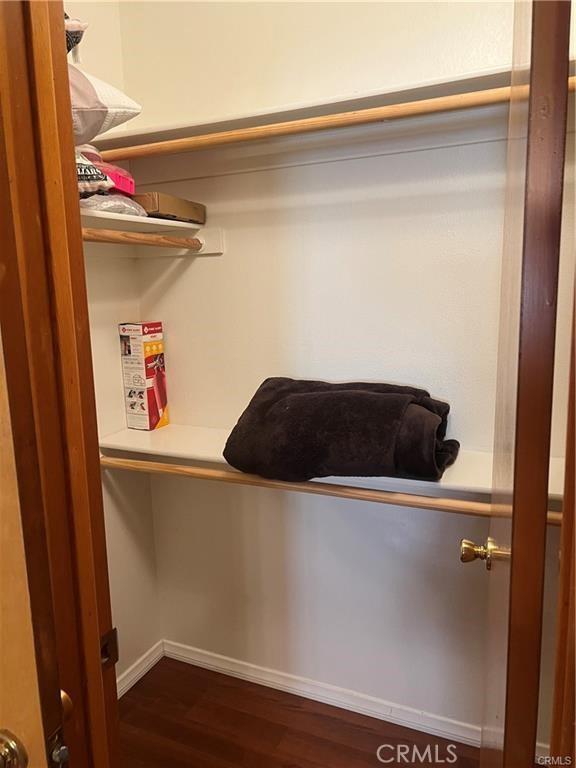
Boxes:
[224,377,460,482]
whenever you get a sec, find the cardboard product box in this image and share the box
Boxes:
[133,192,206,225]
[118,322,169,430]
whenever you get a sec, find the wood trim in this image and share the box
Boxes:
[0,0,64,751]
[0,344,49,767]
[0,5,108,759]
[559,557,575,755]
[82,227,203,250]
[99,454,562,525]
[503,2,571,763]
[101,76,576,162]
[551,308,575,758]
[23,3,120,766]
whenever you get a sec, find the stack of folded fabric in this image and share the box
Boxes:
[224,377,460,482]
[65,16,208,223]
[65,12,145,216]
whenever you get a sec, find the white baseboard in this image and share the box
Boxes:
[118,639,550,756]
[163,640,480,747]
[116,640,164,698]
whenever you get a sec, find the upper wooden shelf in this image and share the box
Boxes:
[98,72,576,163]
[99,424,564,523]
[81,209,203,235]
[97,68,516,154]
[80,210,224,256]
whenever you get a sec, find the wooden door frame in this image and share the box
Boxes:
[0,26,63,764]
[551,309,575,758]
[504,0,571,763]
[0,2,118,766]
[0,340,52,766]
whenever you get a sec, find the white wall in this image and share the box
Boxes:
[117,1,516,131]
[65,0,576,140]
[128,97,572,740]
[84,252,162,675]
[133,127,573,455]
[129,115,564,740]
[153,481,490,732]
[136,136,506,446]
[65,1,125,89]
[141,132,506,730]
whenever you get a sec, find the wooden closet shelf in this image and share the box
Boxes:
[101,76,576,162]
[80,210,224,256]
[82,227,203,251]
[99,454,561,524]
[99,425,564,523]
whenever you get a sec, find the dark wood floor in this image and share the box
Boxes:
[119,658,479,767]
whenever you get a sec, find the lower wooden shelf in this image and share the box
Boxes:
[99,425,564,523]
[82,227,204,251]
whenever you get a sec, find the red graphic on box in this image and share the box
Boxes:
[146,352,167,430]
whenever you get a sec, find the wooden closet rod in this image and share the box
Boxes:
[100,454,562,524]
[101,76,576,162]
[82,227,203,251]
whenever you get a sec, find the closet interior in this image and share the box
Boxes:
[66,1,574,759]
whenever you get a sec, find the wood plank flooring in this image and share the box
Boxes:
[119,658,479,767]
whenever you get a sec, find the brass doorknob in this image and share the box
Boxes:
[0,730,28,768]
[460,537,511,571]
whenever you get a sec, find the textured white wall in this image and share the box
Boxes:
[152,480,491,728]
[117,1,516,132]
[65,1,126,89]
[85,253,162,675]
[137,138,505,446]
[101,470,159,676]
[130,121,572,739]
[133,132,494,731]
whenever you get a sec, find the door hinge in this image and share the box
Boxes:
[46,728,68,766]
[100,627,119,670]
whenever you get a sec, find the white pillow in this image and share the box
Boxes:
[69,64,141,144]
